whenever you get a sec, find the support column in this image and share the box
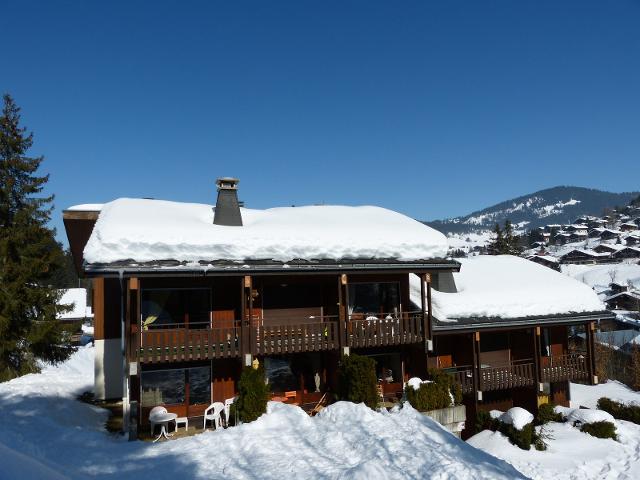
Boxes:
[473,331,482,404]
[338,274,349,356]
[533,326,542,392]
[241,276,253,366]
[586,321,598,385]
[421,273,433,352]
[126,277,140,441]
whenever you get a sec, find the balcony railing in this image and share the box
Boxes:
[254,318,340,355]
[541,353,589,383]
[443,366,475,394]
[348,311,423,348]
[139,322,240,363]
[479,360,535,392]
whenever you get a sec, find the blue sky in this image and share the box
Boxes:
[2,1,640,243]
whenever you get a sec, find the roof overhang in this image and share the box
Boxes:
[83,258,461,277]
[433,310,614,333]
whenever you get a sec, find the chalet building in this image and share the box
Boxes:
[599,229,621,242]
[526,255,560,271]
[64,178,610,440]
[626,235,640,246]
[559,249,611,265]
[609,282,629,295]
[553,233,572,246]
[605,291,640,311]
[611,247,640,260]
[593,244,625,255]
[620,223,638,233]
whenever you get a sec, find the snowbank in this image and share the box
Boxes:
[0,347,525,480]
[57,288,88,320]
[562,263,640,293]
[82,198,449,264]
[570,380,640,408]
[555,406,615,425]
[411,255,605,321]
[498,407,534,430]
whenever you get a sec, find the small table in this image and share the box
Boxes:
[152,412,178,442]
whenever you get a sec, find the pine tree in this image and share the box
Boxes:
[487,223,506,255]
[0,94,72,381]
[503,220,524,255]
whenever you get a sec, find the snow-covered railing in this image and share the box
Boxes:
[348,311,423,348]
[479,360,535,392]
[541,353,589,383]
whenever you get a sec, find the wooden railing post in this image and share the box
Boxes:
[472,331,481,404]
[533,326,542,393]
[338,274,349,355]
[586,321,598,385]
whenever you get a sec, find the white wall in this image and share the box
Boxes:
[94,338,122,400]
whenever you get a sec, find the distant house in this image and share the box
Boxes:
[620,223,638,232]
[554,233,572,246]
[559,249,610,265]
[626,235,640,246]
[526,254,560,271]
[57,288,92,323]
[609,282,629,295]
[605,291,640,311]
[599,229,621,242]
[611,247,640,260]
[565,224,588,235]
[593,244,625,254]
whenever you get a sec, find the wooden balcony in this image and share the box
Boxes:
[138,323,240,363]
[541,353,589,383]
[254,318,340,355]
[348,311,423,348]
[479,361,535,392]
[443,366,474,394]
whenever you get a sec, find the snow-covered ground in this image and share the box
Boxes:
[562,262,640,293]
[468,381,640,480]
[0,347,525,480]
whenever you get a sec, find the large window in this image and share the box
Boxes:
[141,366,211,407]
[348,282,400,316]
[141,288,211,329]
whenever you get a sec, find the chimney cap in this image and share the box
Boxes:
[216,177,240,191]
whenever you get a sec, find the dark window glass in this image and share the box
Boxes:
[141,369,186,406]
[188,367,211,405]
[348,283,400,315]
[141,288,211,329]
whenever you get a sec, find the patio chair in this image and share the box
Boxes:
[203,402,224,430]
[149,406,168,435]
[224,397,236,427]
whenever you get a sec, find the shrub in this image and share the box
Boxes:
[536,403,564,425]
[235,366,270,423]
[338,354,378,409]
[475,410,497,432]
[497,422,534,450]
[597,397,640,425]
[406,369,461,412]
[580,421,617,440]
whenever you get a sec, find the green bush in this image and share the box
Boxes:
[580,421,617,440]
[597,397,640,425]
[338,354,378,409]
[536,403,564,425]
[497,422,534,450]
[406,369,461,412]
[235,366,270,423]
[475,410,497,432]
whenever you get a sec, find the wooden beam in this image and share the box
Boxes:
[473,331,482,403]
[533,327,541,391]
[586,321,597,384]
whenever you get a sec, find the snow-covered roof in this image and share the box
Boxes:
[83,198,449,265]
[527,254,559,263]
[411,256,605,322]
[66,204,104,211]
[57,288,88,320]
[561,249,611,258]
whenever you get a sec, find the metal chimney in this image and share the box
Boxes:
[214,177,243,226]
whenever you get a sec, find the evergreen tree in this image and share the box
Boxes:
[503,220,524,255]
[0,94,72,381]
[487,223,506,255]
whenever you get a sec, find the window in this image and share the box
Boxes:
[141,288,211,329]
[348,282,400,316]
[141,367,211,407]
[141,369,186,407]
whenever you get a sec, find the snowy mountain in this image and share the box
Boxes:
[426,186,639,235]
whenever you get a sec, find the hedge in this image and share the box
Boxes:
[406,369,461,412]
[235,366,270,423]
[597,397,640,425]
[580,421,617,440]
[536,403,564,425]
[338,354,378,409]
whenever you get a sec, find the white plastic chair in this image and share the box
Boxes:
[224,397,237,426]
[203,402,224,430]
[149,406,168,435]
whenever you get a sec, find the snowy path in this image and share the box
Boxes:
[468,381,640,480]
[0,346,525,480]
